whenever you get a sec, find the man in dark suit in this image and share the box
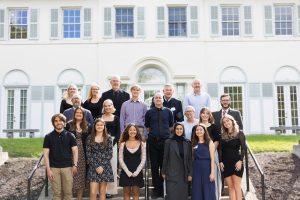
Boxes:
[100,75,130,117]
[212,93,243,132]
[151,83,184,123]
[63,94,94,125]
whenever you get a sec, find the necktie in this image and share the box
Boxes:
[222,110,226,117]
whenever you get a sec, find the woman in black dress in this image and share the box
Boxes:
[66,107,91,200]
[219,114,246,200]
[118,123,146,200]
[60,84,78,113]
[83,83,102,119]
[100,99,120,196]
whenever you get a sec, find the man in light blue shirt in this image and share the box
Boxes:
[120,84,147,134]
[183,79,211,119]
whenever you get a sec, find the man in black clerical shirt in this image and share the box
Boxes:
[145,92,173,198]
[151,83,183,123]
[100,75,130,117]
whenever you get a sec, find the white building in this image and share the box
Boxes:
[0,0,299,138]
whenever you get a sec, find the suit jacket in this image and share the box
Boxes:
[100,89,130,117]
[212,108,243,134]
[151,97,184,123]
[162,138,192,182]
[63,107,94,125]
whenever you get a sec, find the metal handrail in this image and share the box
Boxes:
[245,141,265,200]
[144,142,149,200]
[27,154,44,200]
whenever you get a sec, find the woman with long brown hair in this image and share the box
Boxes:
[118,123,146,200]
[219,114,246,200]
[66,107,91,200]
[86,118,113,200]
[191,124,216,200]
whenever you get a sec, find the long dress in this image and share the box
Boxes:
[219,131,246,178]
[86,136,114,183]
[207,124,222,200]
[192,143,216,200]
[119,143,146,188]
[72,131,86,191]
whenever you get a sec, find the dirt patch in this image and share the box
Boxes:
[0,158,45,200]
[249,152,300,200]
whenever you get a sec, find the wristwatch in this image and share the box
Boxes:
[73,163,78,167]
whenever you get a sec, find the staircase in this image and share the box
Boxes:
[38,168,231,200]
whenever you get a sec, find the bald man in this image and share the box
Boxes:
[100,75,130,117]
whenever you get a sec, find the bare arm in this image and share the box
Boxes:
[43,148,54,181]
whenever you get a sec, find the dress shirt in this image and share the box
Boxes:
[120,99,147,132]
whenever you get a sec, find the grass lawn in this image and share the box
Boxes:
[0,138,43,157]
[246,134,300,153]
[0,135,299,157]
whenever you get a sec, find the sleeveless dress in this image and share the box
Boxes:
[192,143,216,200]
[119,144,144,188]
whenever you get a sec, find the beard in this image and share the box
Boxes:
[221,102,231,109]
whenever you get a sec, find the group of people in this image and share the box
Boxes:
[43,75,246,200]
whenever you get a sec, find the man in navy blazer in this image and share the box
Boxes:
[63,94,94,125]
[213,93,243,132]
[99,75,130,117]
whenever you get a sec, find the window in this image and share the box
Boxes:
[63,9,81,38]
[222,7,240,36]
[275,6,293,35]
[9,9,28,39]
[168,7,187,37]
[224,86,243,117]
[176,83,186,102]
[115,8,134,38]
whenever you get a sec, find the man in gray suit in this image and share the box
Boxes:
[212,93,243,132]
[63,94,94,125]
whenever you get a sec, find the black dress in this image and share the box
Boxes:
[103,115,120,146]
[219,131,246,178]
[119,144,144,188]
[206,123,220,143]
[83,98,102,119]
[60,99,73,113]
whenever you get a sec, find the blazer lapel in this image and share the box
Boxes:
[172,140,181,158]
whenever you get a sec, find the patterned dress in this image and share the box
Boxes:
[73,131,86,190]
[86,135,114,183]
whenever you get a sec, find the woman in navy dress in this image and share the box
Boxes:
[191,124,216,200]
[219,114,246,200]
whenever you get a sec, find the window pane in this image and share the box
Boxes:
[115,8,134,38]
[168,7,187,37]
[9,9,28,39]
[275,6,293,35]
[221,7,240,36]
[63,9,81,38]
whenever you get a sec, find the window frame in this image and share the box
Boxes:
[9,8,29,40]
[62,8,82,39]
[115,7,134,38]
[168,6,187,37]
[221,6,241,36]
[274,5,294,36]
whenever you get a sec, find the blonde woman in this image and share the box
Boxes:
[60,84,79,113]
[83,83,102,119]
[219,114,246,200]
[100,99,120,197]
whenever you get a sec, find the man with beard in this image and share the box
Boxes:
[183,79,211,119]
[100,75,130,118]
[151,83,184,123]
[212,93,243,132]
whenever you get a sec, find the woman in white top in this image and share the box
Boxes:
[118,123,146,200]
[182,105,198,141]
